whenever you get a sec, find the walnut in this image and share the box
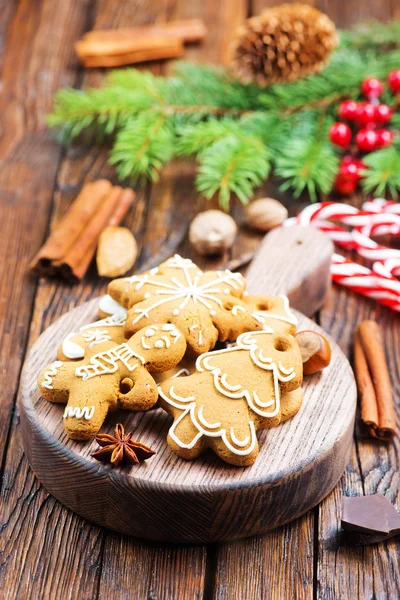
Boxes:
[189,210,237,256]
[244,198,288,232]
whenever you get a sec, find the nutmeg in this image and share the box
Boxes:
[189,210,237,256]
[244,198,288,232]
[296,330,331,375]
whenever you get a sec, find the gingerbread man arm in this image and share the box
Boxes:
[38,360,76,403]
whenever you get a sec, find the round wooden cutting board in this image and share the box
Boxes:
[20,227,357,543]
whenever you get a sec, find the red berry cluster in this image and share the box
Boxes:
[328,71,400,196]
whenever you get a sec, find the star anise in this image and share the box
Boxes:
[91,423,155,467]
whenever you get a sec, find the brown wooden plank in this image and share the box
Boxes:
[0,1,163,599]
[212,515,314,600]
[319,285,400,599]
[0,0,90,465]
[0,0,103,599]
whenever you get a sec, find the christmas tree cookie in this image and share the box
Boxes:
[158,330,303,466]
[38,324,186,440]
[108,254,261,356]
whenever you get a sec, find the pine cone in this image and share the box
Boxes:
[231,3,338,87]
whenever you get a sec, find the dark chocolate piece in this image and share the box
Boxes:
[342,495,400,546]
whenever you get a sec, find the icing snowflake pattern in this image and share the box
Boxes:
[126,255,244,326]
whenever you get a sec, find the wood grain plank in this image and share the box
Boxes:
[318,285,400,600]
[212,516,314,600]
[0,0,91,464]
[0,2,164,600]
[0,1,102,599]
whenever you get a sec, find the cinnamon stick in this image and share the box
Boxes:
[76,19,206,58]
[30,179,112,275]
[79,37,184,68]
[56,187,135,282]
[354,320,396,441]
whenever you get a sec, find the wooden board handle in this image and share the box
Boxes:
[246,226,333,316]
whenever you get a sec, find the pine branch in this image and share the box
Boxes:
[340,20,400,51]
[274,113,339,202]
[46,20,400,207]
[110,111,175,181]
[196,135,270,210]
[361,143,400,198]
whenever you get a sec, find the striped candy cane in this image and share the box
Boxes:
[286,200,400,311]
[331,254,400,312]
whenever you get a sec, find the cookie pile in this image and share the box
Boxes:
[38,254,304,467]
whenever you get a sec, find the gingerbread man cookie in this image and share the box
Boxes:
[58,313,127,360]
[243,294,297,334]
[108,254,261,356]
[38,323,186,440]
[158,330,303,466]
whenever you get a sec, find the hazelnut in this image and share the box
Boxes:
[296,330,331,375]
[189,210,237,256]
[244,198,288,232]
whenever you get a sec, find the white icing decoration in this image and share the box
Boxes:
[232,305,246,316]
[230,428,250,447]
[62,333,85,359]
[123,254,243,327]
[62,313,126,359]
[145,328,156,337]
[141,338,152,350]
[210,310,216,316]
[197,405,221,429]
[63,405,95,420]
[154,340,164,349]
[159,329,298,456]
[161,336,171,348]
[172,368,190,378]
[98,295,127,319]
[220,373,241,391]
[144,293,150,299]
[75,343,144,381]
[82,328,112,348]
[42,361,63,389]
[252,295,297,331]
[224,288,230,294]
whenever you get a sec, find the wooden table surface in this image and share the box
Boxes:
[0,1,399,598]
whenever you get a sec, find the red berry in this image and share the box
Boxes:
[333,174,357,196]
[388,70,400,94]
[374,103,392,125]
[339,159,364,182]
[361,77,384,99]
[355,102,376,127]
[355,129,380,152]
[376,129,394,148]
[338,100,358,121]
[329,122,352,148]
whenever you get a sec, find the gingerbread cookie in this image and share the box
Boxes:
[244,294,297,334]
[158,330,303,466]
[108,254,261,356]
[58,313,126,360]
[38,323,186,440]
[98,294,127,319]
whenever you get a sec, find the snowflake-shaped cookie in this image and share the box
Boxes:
[108,254,262,355]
